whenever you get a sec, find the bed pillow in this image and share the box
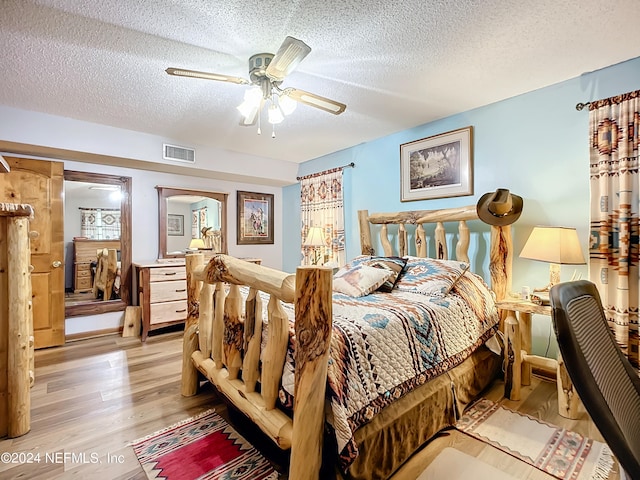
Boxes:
[349,255,408,292]
[395,256,470,297]
[333,264,395,297]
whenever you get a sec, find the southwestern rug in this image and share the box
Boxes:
[131,409,279,480]
[456,398,614,480]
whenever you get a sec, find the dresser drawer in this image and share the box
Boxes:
[150,300,187,325]
[76,267,92,278]
[149,279,187,303]
[149,266,186,282]
[75,277,92,290]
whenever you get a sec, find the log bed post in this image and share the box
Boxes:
[289,266,333,480]
[489,225,512,303]
[182,253,203,397]
[1,203,34,439]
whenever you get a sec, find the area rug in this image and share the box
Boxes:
[417,447,519,480]
[131,409,278,480]
[456,398,614,480]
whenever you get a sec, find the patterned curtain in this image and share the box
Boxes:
[300,168,346,266]
[589,90,640,368]
[190,206,208,238]
[80,208,121,239]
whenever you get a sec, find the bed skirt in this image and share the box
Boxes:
[344,345,501,480]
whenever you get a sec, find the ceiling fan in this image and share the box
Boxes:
[166,36,346,137]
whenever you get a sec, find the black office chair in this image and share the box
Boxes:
[550,280,640,479]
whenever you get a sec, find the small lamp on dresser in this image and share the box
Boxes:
[519,226,586,292]
[304,227,326,265]
[188,238,205,251]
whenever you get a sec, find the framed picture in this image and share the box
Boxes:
[400,126,473,201]
[167,214,184,236]
[237,191,274,245]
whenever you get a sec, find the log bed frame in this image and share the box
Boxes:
[181,206,513,479]
[0,202,34,439]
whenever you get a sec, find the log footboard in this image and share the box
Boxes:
[182,253,331,479]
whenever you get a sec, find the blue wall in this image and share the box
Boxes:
[283,56,640,356]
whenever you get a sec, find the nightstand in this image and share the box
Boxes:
[496,299,581,419]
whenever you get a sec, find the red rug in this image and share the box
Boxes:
[132,409,279,480]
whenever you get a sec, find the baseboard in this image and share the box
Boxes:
[65,327,123,342]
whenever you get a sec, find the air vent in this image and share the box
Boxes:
[163,144,195,163]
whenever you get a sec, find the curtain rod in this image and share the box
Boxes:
[576,88,640,111]
[296,162,355,181]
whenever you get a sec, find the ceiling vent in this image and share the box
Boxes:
[163,144,195,163]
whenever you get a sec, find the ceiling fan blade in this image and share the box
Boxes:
[286,88,347,115]
[265,36,311,82]
[166,67,249,85]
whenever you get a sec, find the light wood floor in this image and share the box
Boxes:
[0,331,621,479]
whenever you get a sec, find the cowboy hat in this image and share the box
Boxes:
[476,188,523,226]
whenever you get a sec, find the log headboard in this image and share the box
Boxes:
[357,206,512,302]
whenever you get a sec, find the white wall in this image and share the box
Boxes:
[0,105,298,186]
[58,159,284,335]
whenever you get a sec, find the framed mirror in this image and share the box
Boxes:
[157,186,228,258]
[64,170,132,317]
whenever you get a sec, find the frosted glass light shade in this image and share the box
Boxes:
[279,94,297,115]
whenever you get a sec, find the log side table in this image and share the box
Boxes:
[496,299,581,419]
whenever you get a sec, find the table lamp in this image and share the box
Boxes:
[304,227,325,265]
[188,238,205,251]
[519,226,586,292]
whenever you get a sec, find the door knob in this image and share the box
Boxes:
[52,261,62,268]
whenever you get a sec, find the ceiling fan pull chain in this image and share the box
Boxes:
[257,109,262,135]
[272,123,276,139]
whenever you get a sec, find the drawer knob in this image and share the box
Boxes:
[52,260,62,268]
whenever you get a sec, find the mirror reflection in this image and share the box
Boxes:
[157,186,228,258]
[64,171,132,317]
[166,195,222,254]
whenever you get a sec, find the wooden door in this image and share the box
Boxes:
[0,157,65,348]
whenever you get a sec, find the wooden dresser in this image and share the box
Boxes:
[73,238,121,292]
[134,261,187,341]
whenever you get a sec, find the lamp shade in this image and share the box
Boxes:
[519,226,586,265]
[188,238,205,250]
[304,227,325,247]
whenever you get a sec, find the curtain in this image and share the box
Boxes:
[588,90,640,367]
[300,169,346,266]
[80,208,121,239]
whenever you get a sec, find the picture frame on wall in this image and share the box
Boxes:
[237,191,274,245]
[167,214,184,236]
[400,126,473,201]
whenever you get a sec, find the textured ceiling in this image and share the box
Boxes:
[1,0,639,165]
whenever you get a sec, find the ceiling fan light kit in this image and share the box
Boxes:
[166,36,346,138]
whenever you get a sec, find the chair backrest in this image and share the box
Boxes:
[550,280,640,478]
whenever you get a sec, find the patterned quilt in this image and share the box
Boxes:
[269,269,500,471]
